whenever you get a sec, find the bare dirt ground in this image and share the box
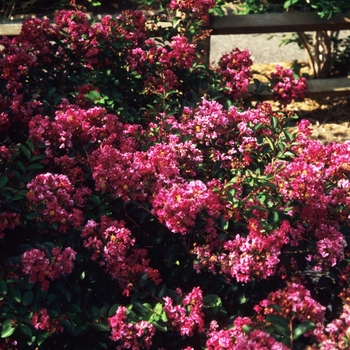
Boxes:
[252,62,350,144]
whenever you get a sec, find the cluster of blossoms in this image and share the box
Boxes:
[206,317,288,349]
[31,308,63,334]
[170,0,216,25]
[270,65,308,105]
[151,180,223,234]
[203,219,291,282]
[163,287,205,336]
[109,306,155,349]
[21,246,76,290]
[133,35,197,95]
[26,173,90,233]
[217,48,253,99]
[82,216,161,296]
[255,281,326,335]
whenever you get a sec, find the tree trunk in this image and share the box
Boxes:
[297,30,334,78]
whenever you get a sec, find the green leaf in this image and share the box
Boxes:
[89,194,101,208]
[37,332,50,346]
[85,90,101,100]
[268,211,280,226]
[108,304,120,317]
[29,154,46,163]
[19,145,31,160]
[271,116,279,129]
[22,291,34,306]
[152,321,167,332]
[266,314,290,338]
[47,293,57,304]
[27,163,44,171]
[8,287,21,303]
[26,212,40,220]
[100,304,110,317]
[284,0,299,9]
[211,6,224,16]
[11,170,22,181]
[1,319,16,338]
[25,140,35,152]
[293,321,315,341]
[0,279,7,295]
[90,306,100,318]
[203,294,222,308]
[283,130,293,142]
[91,321,110,332]
[19,324,32,338]
[132,301,151,315]
[157,284,167,299]
[60,318,73,332]
[0,176,9,190]
[265,136,275,151]
[16,161,26,174]
[154,302,163,315]
[73,324,90,336]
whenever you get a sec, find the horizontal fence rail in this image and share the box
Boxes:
[0,23,22,36]
[210,11,350,35]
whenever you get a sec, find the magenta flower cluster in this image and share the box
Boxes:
[163,287,205,336]
[109,306,155,349]
[170,0,216,25]
[270,64,308,105]
[82,216,161,296]
[217,48,253,99]
[31,309,63,334]
[27,173,89,233]
[22,247,76,290]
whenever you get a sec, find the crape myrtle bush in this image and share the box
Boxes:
[0,1,349,349]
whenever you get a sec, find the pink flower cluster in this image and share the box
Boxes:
[255,281,325,335]
[31,308,63,333]
[206,317,288,349]
[109,306,155,349]
[170,0,216,25]
[272,140,350,269]
[27,173,89,232]
[163,287,205,336]
[270,65,308,105]
[22,246,76,290]
[29,104,124,156]
[217,48,253,99]
[194,219,291,282]
[128,35,196,95]
[0,17,55,130]
[169,36,197,70]
[151,180,223,234]
[82,216,161,296]
[178,98,230,144]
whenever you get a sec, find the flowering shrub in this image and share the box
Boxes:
[0,2,349,350]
